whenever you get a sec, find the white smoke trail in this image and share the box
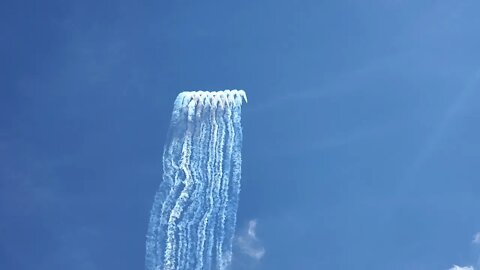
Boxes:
[145,90,247,270]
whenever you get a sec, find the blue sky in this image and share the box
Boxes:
[1,1,480,269]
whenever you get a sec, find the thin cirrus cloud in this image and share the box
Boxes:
[235,219,265,260]
[473,232,480,244]
[449,266,474,270]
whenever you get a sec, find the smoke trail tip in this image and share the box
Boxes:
[178,89,247,106]
[238,89,247,103]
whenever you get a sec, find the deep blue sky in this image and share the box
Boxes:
[1,1,480,269]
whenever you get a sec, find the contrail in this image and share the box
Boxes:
[146,90,247,270]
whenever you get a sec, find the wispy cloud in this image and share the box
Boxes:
[408,69,480,177]
[447,232,480,270]
[449,265,474,270]
[236,219,265,260]
[473,232,480,244]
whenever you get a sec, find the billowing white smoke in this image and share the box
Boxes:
[145,90,247,270]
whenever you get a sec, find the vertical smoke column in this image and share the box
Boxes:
[146,90,247,270]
